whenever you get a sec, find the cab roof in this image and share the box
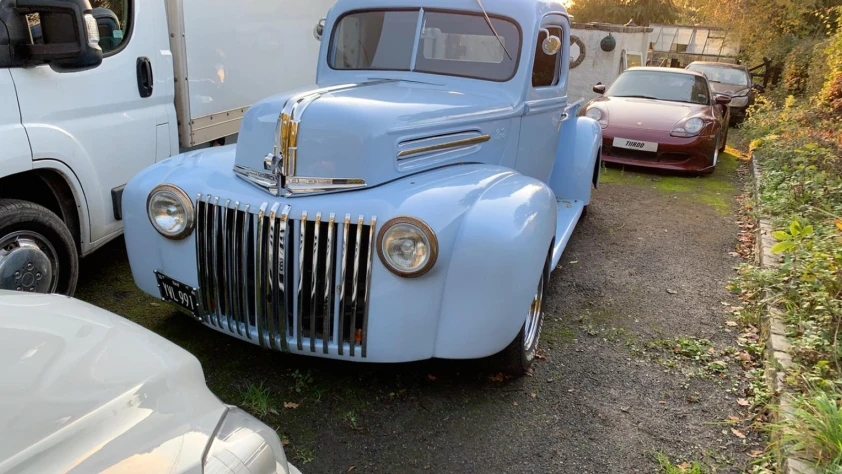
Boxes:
[329,0,570,31]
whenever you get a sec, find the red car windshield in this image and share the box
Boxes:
[607,71,711,105]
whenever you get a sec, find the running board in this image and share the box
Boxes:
[551,199,586,269]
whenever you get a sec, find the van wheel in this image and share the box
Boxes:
[494,252,550,375]
[0,200,78,296]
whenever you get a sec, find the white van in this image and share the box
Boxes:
[0,0,332,295]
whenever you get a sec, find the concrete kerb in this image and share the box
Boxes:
[750,152,817,474]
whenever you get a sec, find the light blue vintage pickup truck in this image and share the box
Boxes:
[123,0,602,374]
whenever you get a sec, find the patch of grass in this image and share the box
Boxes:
[775,385,842,469]
[542,325,575,346]
[240,381,273,417]
[655,452,708,474]
[291,446,316,465]
[343,410,361,430]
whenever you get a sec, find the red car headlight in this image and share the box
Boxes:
[585,107,608,129]
[671,117,708,137]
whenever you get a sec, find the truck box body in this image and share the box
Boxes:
[166,0,332,148]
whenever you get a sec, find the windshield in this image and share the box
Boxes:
[686,64,749,86]
[607,70,711,105]
[329,9,521,82]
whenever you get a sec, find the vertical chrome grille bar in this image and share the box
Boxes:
[309,213,321,353]
[230,202,243,336]
[267,203,280,350]
[195,194,208,322]
[221,199,233,332]
[255,203,268,348]
[240,205,251,339]
[211,197,222,328]
[296,212,308,350]
[362,216,376,358]
[323,213,335,354]
[337,214,350,355]
[349,215,364,356]
[279,205,291,351]
[204,195,214,324]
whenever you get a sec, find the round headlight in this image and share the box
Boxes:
[147,184,195,240]
[684,117,705,135]
[377,217,438,278]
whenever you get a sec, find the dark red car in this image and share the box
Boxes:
[582,67,731,174]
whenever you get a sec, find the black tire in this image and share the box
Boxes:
[718,127,728,153]
[0,199,78,295]
[493,251,551,375]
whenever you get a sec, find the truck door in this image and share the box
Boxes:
[516,15,569,183]
[10,0,173,244]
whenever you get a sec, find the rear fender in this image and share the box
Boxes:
[548,112,602,203]
[435,174,556,359]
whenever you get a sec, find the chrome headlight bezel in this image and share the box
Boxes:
[377,216,438,278]
[146,184,195,240]
[585,107,609,129]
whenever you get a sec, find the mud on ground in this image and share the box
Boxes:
[76,143,764,473]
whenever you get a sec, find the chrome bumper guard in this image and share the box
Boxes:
[195,194,376,357]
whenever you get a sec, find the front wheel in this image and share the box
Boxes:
[494,252,550,375]
[0,199,78,295]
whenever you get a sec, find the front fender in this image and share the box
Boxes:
[549,116,602,203]
[435,174,556,359]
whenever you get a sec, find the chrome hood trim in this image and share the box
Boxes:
[236,81,396,197]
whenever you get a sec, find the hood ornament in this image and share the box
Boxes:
[235,81,396,197]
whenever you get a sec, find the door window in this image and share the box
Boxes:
[532,27,562,87]
[90,0,132,55]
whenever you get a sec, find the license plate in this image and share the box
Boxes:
[155,271,200,318]
[613,137,658,152]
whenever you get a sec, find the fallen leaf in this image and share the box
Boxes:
[535,348,547,360]
[727,415,741,422]
[283,402,299,409]
[666,289,678,295]
[569,260,579,264]
[658,400,666,404]
[512,401,519,406]
[530,392,537,399]
[748,450,764,458]
[721,301,731,306]
[488,373,505,382]
[725,321,739,327]
[737,398,750,407]
[739,352,752,362]
[836,218,842,232]
[347,467,357,473]
[546,378,554,383]
[268,408,280,415]
[282,439,290,446]
[427,374,437,381]
[568,388,575,393]
[677,462,690,470]
[731,428,746,439]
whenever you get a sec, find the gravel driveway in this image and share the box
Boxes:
[76,147,764,473]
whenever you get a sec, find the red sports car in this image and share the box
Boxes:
[581,67,731,174]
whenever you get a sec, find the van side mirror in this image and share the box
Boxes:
[14,0,102,72]
[593,84,606,94]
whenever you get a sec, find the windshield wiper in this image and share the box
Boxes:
[613,94,661,100]
[476,0,512,60]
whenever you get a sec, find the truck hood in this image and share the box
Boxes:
[234,80,516,195]
[0,293,225,474]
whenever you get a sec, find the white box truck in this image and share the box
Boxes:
[0,0,333,295]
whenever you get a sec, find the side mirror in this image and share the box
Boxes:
[593,84,606,94]
[715,94,732,105]
[542,35,561,56]
[752,83,765,92]
[14,0,102,72]
[313,17,325,41]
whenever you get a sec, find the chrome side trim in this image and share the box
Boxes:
[324,213,335,354]
[337,213,351,356]
[255,203,268,347]
[296,211,307,351]
[234,165,280,197]
[362,216,376,357]
[285,177,366,195]
[349,215,364,356]
[397,134,491,158]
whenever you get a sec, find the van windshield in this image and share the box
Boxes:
[329,9,521,82]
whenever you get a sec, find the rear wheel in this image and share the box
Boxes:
[494,252,550,375]
[0,200,78,295]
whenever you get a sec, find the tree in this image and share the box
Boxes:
[568,0,679,26]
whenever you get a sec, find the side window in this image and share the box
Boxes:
[90,0,132,55]
[532,27,562,87]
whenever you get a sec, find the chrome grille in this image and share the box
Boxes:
[195,194,376,356]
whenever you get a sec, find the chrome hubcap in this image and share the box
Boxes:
[523,273,544,350]
[0,231,59,293]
